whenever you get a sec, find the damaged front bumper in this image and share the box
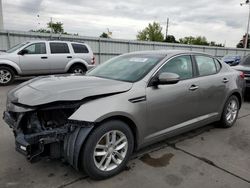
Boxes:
[3,110,94,169]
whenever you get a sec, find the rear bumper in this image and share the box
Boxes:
[86,64,95,70]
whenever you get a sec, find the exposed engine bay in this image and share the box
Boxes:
[3,102,93,165]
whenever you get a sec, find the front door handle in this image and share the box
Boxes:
[189,85,199,91]
[223,78,229,83]
[41,56,48,59]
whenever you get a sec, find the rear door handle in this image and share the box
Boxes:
[41,56,48,59]
[189,85,199,91]
[67,56,72,59]
[223,78,229,83]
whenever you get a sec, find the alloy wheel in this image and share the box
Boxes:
[226,99,238,124]
[93,130,128,172]
[73,68,84,74]
[0,69,12,84]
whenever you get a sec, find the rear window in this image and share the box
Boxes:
[50,42,69,54]
[72,43,89,53]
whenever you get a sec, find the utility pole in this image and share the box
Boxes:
[0,0,4,30]
[50,17,53,34]
[165,18,169,41]
[241,0,250,48]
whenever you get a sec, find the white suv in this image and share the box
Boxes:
[0,40,95,85]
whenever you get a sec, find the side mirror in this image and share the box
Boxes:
[18,49,28,55]
[157,72,180,85]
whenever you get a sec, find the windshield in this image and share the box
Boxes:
[6,42,29,53]
[87,54,165,82]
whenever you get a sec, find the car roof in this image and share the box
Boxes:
[128,50,212,57]
[24,40,86,44]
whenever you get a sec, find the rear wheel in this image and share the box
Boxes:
[220,95,239,128]
[69,65,86,74]
[0,66,14,86]
[80,120,134,180]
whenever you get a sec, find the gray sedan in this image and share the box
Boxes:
[3,50,245,180]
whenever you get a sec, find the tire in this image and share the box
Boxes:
[220,95,239,128]
[80,120,134,180]
[0,66,15,86]
[69,65,86,74]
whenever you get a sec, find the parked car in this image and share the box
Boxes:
[233,54,250,91]
[0,40,95,85]
[3,50,245,179]
[222,55,242,66]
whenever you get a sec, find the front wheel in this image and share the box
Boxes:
[220,95,239,128]
[80,120,134,180]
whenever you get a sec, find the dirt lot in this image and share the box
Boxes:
[0,79,250,188]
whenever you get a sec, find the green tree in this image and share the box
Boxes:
[236,34,249,48]
[100,32,110,38]
[165,35,178,43]
[47,21,64,34]
[179,36,209,45]
[137,22,164,42]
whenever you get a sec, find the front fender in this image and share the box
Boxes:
[0,60,22,74]
[64,126,94,170]
[65,58,89,72]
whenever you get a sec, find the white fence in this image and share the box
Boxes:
[0,30,249,64]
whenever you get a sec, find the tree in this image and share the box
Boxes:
[100,32,110,38]
[236,34,249,48]
[209,41,224,47]
[179,36,209,45]
[137,22,164,42]
[165,35,178,43]
[47,21,64,34]
[31,21,67,34]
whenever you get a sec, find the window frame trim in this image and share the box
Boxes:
[147,54,196,87]
[71,43,89,54]
[192,54,221,78]
[21,42,47,55]
[49,42,70,54]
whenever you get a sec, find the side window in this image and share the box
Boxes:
[72,43,89,53]
[159,55,193,80]
[195,56,217,76]
[50,42,70,54]
[23,43,46,54]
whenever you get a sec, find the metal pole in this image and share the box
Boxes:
[244,2,250,48]
[0,0,4,30]
[165,18,169,41]
[49,17,53,39]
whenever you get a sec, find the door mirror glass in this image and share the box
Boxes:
[157,72,180,85]
[18,49,28,55]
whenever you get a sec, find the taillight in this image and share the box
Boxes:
[239,71,245,79]
[91,56,95,65]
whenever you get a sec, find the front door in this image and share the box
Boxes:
[145,55,200,140]
[19,42,50,75]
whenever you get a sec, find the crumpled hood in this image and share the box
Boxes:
[8,75,133,106]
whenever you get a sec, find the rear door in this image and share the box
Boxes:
[19,42,49,74]
[48,42,71,73]
[193,55,228,116]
